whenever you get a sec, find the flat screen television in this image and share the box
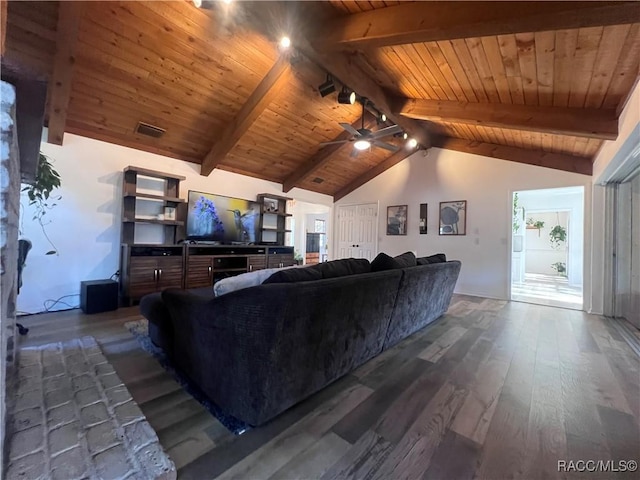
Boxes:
[186,191,260,244]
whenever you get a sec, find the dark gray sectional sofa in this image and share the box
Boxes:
[140,255,461,426]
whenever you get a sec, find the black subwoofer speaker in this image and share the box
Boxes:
[80,279,118,314]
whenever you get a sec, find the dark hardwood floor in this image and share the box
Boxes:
[16,295,640,479]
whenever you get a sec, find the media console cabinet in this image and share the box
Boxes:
[120,244,295,305]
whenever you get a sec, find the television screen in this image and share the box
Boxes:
[186,191,260,243]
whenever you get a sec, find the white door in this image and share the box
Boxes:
[337,203,378,260]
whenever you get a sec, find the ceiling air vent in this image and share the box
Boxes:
[136,122,165,138]
[312,177,324,184]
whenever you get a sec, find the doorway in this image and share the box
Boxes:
[336,203,378,260]
[289,201,332,265]
[510,187,585,310]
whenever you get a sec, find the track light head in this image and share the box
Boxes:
[381,113,387,122]
[318,75,336,97]
[403,132,408,140]
[338,87,356,105]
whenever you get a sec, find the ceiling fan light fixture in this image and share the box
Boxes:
[354,139,371,150]
[279,36,291,49]
[318,75,336,97]
[338,87,356,105]
[407,138,418,149]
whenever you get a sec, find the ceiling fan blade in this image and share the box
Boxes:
[370,124,403,139]
[338,123,361,137]
[319,140,350,147]
[373,140,400,152]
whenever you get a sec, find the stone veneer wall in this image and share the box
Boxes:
[1,80,19,475]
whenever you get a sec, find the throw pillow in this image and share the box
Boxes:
[394,251,417,268]
[371,252,401,272]
[417,253,447,265]
[213,267,292,296]
[315,258,371,279]
[262,265,323,284]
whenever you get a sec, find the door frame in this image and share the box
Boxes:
[333,201,379,260]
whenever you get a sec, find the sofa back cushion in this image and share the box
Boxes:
[394,251,417,267]
[262,265,323,284]
[314,258,371,279]
[417,253,447,265]
[371,251,417,271]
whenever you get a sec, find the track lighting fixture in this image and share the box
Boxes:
[403,132,408,140]
[380,113,387,122]
[337,87,356,105]
[318,75,336,97]
[193,0,202,7]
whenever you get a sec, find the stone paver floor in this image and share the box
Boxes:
[6,336,175,480]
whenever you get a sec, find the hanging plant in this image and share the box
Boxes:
[21,153,62,255]
[549,224,567,249]
[512,193,524,233]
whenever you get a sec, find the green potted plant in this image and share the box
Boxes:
[549,225,567,249]
[21,152,62,255]
[551,261,567,276]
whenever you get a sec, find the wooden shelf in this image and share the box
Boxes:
[123,217,184,226]
[124,166,186,181]
[261,227,291,232]
[262,210,292,217]
[124,192,185,203]
[214,267,248,273]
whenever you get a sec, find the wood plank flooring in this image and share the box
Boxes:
[16,295,640,479]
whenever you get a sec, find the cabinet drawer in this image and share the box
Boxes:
[267,254,294,268]
[247,255,266,272]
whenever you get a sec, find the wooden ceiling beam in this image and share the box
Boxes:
[396,98,618,140]
[333,148,416,201]
[47,2,85,145]
[282,115,377,193]
[313,1,640,51]
[200,55,292,176]
[1,1,7,57]
[432,137,593,176]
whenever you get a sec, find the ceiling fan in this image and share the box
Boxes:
[320,102,403,157]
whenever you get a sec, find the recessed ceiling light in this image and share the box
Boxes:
[354,139,371,151]
[280,36,291,49]
[407,138,418,148]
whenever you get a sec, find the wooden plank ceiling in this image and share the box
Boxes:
[2,1,640,200]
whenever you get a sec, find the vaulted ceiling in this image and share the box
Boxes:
[2,1,639,200]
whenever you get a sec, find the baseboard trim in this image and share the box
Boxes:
[608,317,640,358]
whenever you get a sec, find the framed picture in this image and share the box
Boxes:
[164,206,177,221]
[387,205,408,235]
[439,200,466,235]
[419,203,428,234]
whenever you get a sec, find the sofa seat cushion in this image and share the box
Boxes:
[214,267,293,296]
[314,258,371,279]
[417,253,447,265]
[262,265,323,284]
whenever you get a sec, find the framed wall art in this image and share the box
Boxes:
[387,205,408,235]
[439,200,466,235]
[419,203,428,234]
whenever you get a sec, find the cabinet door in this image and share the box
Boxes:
[186,256,214,288]
[129,257,161,300]
[268,254,295,268]
[247,255,266,272]
[157,257,184,290]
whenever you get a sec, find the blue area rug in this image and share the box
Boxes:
[125,319,251,435]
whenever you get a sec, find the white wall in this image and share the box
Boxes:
[336,148,592,302]
[18,132,332,313]
[517,187,584,286]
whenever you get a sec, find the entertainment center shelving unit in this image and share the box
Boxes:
[119,167,294,305]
